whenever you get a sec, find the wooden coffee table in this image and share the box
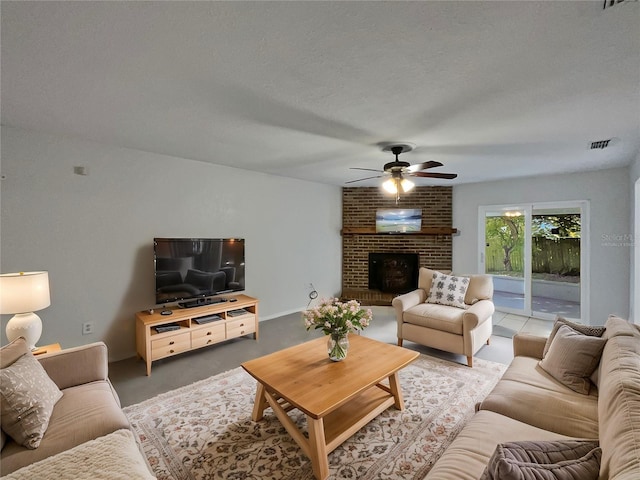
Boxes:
[241,334,419,479]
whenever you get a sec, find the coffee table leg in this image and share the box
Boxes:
[388,372,405,410]
[251,382,269,421]
[307,416,329,480]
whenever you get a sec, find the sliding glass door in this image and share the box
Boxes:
[530,206,582,319]
[481,206,530,315]
[479,201,588,321]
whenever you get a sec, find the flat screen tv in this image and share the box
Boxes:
[375,208,422,233]
[154,238,245,306]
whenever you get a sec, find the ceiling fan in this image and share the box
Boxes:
[346,144,457,203]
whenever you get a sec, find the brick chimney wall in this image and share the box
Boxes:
[342,186,454,304]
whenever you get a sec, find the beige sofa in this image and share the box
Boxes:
[426,315,640,479]
[393,267,494,366]
[0,341,154,478]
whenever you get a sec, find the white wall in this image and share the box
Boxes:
[630,152,640,323]
[0,127,342,361]
[452,168,631,325]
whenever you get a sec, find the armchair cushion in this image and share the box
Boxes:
[464,274,494,305]
[403,303,466,335]
[426,272,470,309]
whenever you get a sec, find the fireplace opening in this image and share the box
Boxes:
[368,253,419,294]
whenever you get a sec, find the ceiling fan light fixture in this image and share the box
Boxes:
[382,178,398,194]
[401,178,415,192]
[348,142,456,203]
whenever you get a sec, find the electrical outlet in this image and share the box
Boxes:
[82,322,94,335]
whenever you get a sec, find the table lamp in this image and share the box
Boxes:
[0,271,51,350]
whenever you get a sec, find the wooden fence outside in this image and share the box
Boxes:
[486,237,580,275]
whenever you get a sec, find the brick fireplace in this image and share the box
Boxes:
[342,186,455,305]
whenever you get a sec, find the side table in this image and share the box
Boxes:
[33,343,61,356]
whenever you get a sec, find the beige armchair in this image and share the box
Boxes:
[392,267,494,367]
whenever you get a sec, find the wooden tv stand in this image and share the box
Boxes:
[135,294,259,376]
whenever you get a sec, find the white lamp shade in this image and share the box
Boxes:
[0,271,51,314]
[1,272,50,350]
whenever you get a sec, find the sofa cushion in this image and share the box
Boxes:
[155,270,182,289]
[597,330,640,480]
[403,302,465,335]
[0,352,63,449]
[479,440,601,480]
[479,356,599,438]
[425,410,575,480]
[543,317,605,358]
[2,429,155,480]
[184,269,216,290]
[0,337,30,369]
[539,324,606,395]
[603,314,638,339]
[0,337,30,450]
[0,380,131,476]
[426,272,469,308]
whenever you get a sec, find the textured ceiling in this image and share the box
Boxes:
[1,1,639,187]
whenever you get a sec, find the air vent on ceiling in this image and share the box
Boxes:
[590,139,612,149]
[603,0,630,9]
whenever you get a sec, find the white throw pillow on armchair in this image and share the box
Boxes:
[426,271,470,309]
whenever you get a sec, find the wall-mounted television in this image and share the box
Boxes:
[154,238,245,306]
[375,209,422,233]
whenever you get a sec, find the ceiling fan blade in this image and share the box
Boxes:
[405,161,443,173]
[349,167,385,173]
[410,172,458,179]
[345,175,386,184]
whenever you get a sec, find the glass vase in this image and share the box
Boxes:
[327,333,349,361]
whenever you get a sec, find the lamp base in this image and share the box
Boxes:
[6,312,43,351]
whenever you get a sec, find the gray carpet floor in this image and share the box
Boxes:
[109,306,516,407]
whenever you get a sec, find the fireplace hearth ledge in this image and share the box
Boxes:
[340,289,400,306]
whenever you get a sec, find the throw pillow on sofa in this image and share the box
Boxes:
[539,324,606,395]
[0,338,63,449]
[480,440,601,480]
[426,272,470,309]
[0,336,30,368]
[543,317,605,358]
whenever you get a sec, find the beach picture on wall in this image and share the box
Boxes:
[375,208,422,233]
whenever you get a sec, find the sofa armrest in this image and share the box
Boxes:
[462,299,495,331]
[513,333,547,359]
[37,342,109,390]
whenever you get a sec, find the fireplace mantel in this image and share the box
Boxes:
[341,226,457,235]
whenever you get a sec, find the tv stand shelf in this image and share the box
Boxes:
[135,294,259,376]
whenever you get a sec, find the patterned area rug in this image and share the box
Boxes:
[124,354,506,480]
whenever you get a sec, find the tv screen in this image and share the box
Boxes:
[154,238,245,305]
[375,209,422,233]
